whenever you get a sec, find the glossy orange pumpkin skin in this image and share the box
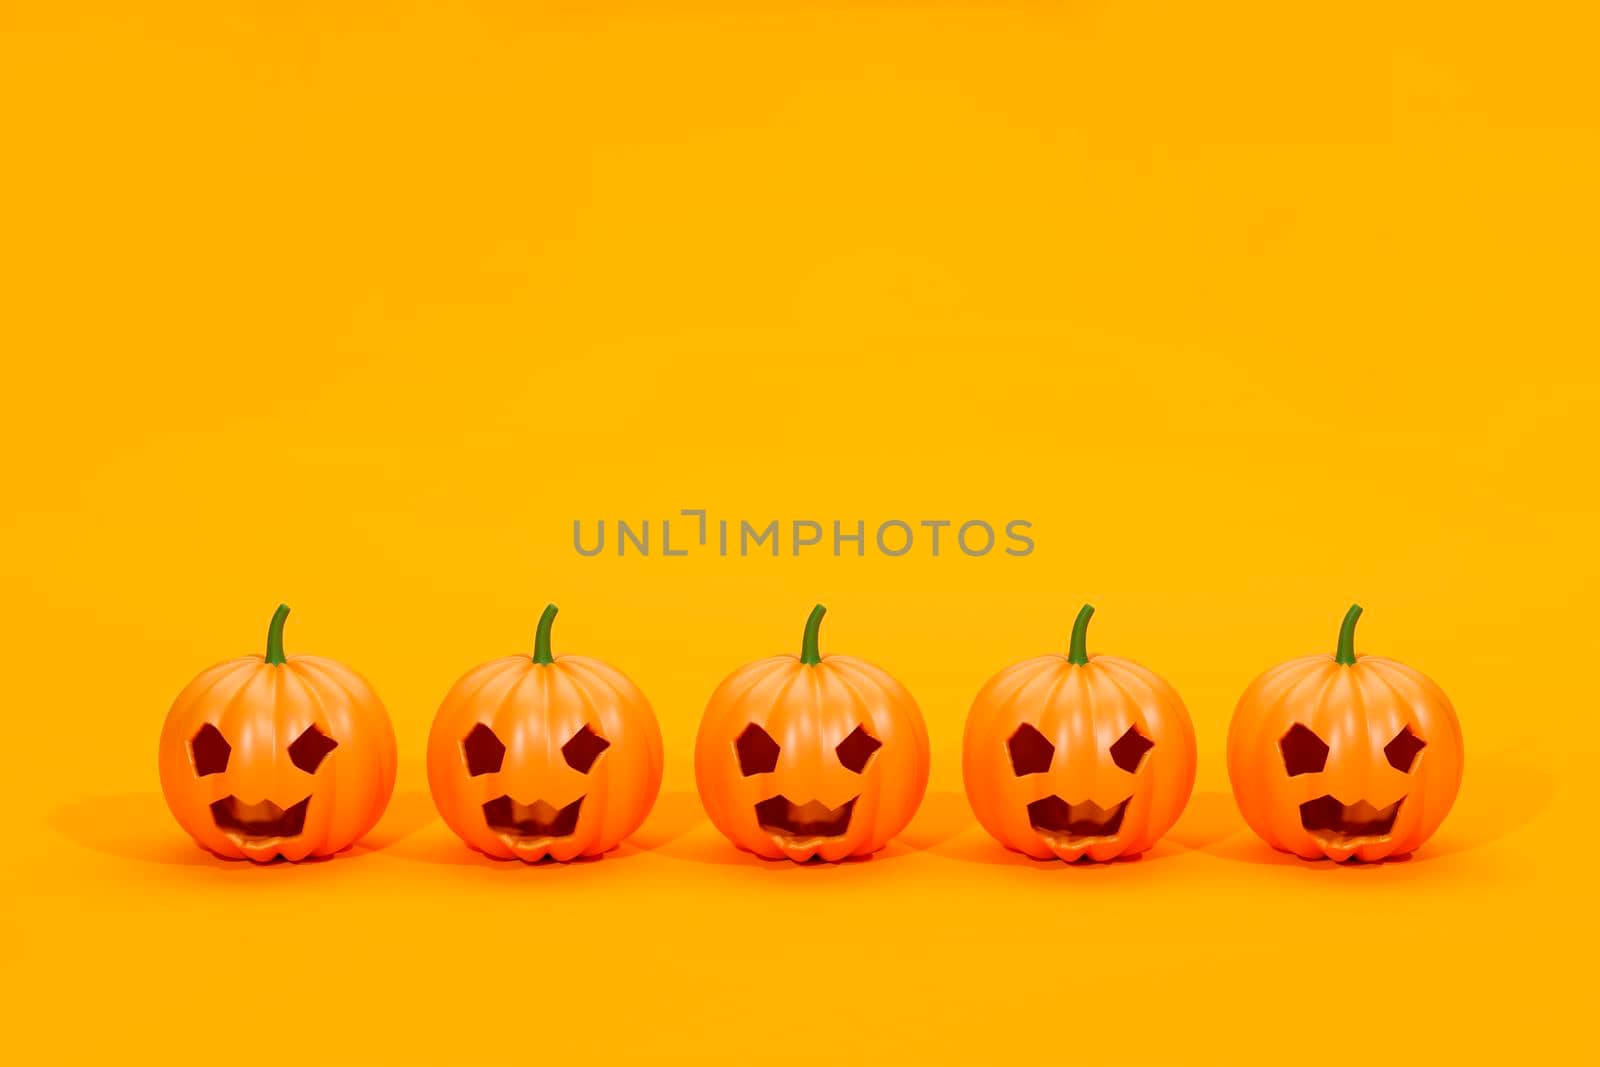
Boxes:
[695,605,929,862]
[963,606,1196,861]
[1227,606,1463,861]
[157,606,397,862]
[427,605,662,862]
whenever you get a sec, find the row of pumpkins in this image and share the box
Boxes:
[159,602,1462,865]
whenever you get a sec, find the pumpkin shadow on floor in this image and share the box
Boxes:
[1204,753,1553,868]
[1167,789,1246,852]
[48,790,413,869]
[350,789,439,853]
[50,792,221,867]
[899,790,971,852]
[627,789,705,851]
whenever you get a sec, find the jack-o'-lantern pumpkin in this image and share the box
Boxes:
[427,604,662,862]
[1227,604,1463,862]
[695,604,928,862]
[962,604,1196,861]
[158,605,397,862]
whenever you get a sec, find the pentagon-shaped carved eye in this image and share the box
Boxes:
[735,723,780,776]
[1007,723,1054,776]
[1384,725,1426,773]
[1109,725,1154,773]
[191,723,231,777]
[288,724,338,774]
[1280,723,1329,777]
[835,724,882,773]
[462,723,506,776]
[562,724,611,774]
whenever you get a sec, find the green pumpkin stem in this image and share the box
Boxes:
[533,603,559,665]
[800,604,827,666]
[1067,603,1095,666]
[1335,603,1363,666]
[264,604,290,666]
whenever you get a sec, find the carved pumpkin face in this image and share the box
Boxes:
[695,605,929,862]
[963,605,1196,861]
[427,605,663,862]
[158,605,397,862]
[1227,605,1463,861]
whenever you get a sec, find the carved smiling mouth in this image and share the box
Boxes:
[209,796,310,839]
[1026,795,1129,841]
[754,795,857,839]
[482,795,584,838]
[1299,795,1402,841]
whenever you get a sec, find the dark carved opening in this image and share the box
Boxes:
[210,796,309,838]
[1280,723,1329,777]
[1007,723,1054,776]
[1109,725,1153,773]
[1384,725,1426,773]
[736,723,780,776]
[483,795,584,838]
[835,725,882,773]
[1299,794,1401,838]
[754,795,856,837]
[463,723,506,777]
[191,723,231,777]
[1026,795,1129,838]
[288,724,338,774]
[562,724,611,774]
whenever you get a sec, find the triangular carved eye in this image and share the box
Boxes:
[1384,725,1426,773]
[735,723,780,776]
[562,724,611,774]
[835,725,881,773]
[288,724,338,774]
[1007,724,1054,776]
[1109,725,1154,773]
[463,723,506,777]
[191,724,231,777]
[1280,724,1329,777]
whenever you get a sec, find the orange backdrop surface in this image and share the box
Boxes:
[2,3,1597,1063]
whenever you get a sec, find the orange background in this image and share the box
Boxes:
[2,3,1596,1062]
